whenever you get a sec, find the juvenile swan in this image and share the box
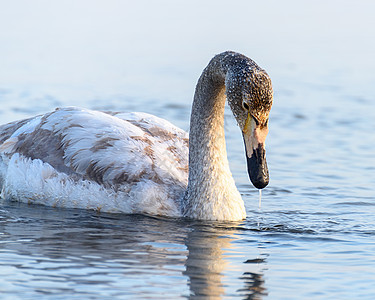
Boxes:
[0,51,273,221]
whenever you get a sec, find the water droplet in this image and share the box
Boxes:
[258,189,262,209]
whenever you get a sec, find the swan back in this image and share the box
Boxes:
[0,107,189,216]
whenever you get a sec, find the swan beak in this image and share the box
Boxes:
[242,114,269,189]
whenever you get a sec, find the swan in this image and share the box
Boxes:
[0,51,273,221]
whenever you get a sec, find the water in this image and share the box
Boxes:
[1,0,375,299]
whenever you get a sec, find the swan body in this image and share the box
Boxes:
[0,51,273,221]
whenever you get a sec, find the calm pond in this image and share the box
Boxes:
[0,1,374,299]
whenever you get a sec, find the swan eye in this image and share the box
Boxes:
[242,102,250,111]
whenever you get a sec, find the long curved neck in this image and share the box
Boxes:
[183,52,245,221]
[189,57,228,185]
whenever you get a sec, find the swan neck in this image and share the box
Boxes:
[183,52,245,220]
[189,56,228,180]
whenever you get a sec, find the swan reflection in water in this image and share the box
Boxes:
[0,204,268,298]
[184,223,267,299]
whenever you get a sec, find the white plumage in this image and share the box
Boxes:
[0,107,189,216]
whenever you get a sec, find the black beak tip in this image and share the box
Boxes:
[246,144,269,190]
[251,176,269,189]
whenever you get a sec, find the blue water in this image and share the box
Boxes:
[1,1,375,299]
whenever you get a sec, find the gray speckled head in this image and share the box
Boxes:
[223,52,273,129]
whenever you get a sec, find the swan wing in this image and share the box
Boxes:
[0,107,189,188]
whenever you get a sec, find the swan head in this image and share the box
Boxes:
[226,63,273,189]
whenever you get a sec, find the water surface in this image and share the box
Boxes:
[0,0,375,299]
